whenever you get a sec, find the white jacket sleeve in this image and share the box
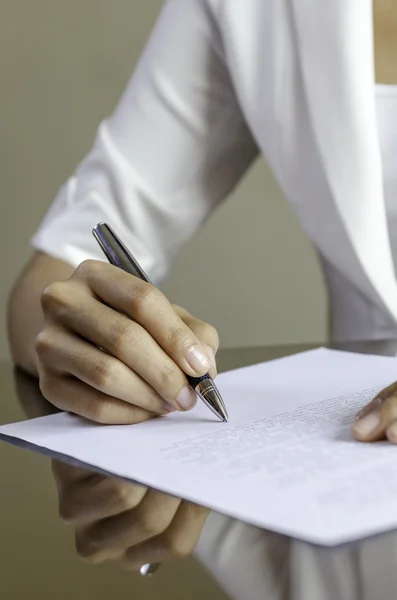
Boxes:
[31,0,258,283]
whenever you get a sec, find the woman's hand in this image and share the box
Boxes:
[352,381,397,443]
[35,260,218,424]
[52,461,210,570]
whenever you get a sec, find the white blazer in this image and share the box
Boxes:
[32,0,397,342]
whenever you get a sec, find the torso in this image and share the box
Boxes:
[374,0,397,83]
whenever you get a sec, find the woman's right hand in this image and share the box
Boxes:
[52,460,210,570]
[35,260,218,424]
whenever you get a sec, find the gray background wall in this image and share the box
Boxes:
[0,0,327,359]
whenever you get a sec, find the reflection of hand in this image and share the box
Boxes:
[52,460,210,570]
[35,260,218,424]
[353,381,397,443]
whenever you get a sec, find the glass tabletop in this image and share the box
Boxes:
[1,339,397,600]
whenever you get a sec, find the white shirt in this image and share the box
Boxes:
[377,85,397,264]
[31,0,397,343]
[377,85,397,210]
[31,0,258,283]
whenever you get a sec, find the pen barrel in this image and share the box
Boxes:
[92,222,152,283]
[190,376,228,422]
[186,374,211,388]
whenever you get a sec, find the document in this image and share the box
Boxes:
[2,348,397,546]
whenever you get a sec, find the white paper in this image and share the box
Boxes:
[2,348,397,546]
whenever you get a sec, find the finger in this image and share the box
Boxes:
[82,490,181,553]
[354,380,397,420]
[43,284,198,411]
[39,374,155,424]
[56,473,147,525]
[36,328,174,414]
[123,501,210,570]
[75,526,125,564]
[175,305,219,378]
[52,460,96,489]
[352,394,397,442]
[72,261,212,377]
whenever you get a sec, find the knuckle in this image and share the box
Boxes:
[34,330,54,357]
[74,259,100,279]
[131,284,162,316]
[75,534,100,563]
[113,482,144,512]
[159,361,179,387]
[58,498,77,524]
[109,322,140,354]
[136,283,161,306]
[40,281,70,314]
[139,510,170,538]
[89,358,116,390]
[141,520,160,538]
[38,372,57,401]
[85,525,111,549]
[167,326,192,352]
[86,401,109,424]
[163,535,191,559]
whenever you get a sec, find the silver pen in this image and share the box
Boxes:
[92,222,228,423]
[92,222,228,578]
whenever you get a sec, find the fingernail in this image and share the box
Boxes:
[176,386,198,411]
[353,411,380,437]
[186,345,210,374]
[163,401,176,413]
[205,346,217,376]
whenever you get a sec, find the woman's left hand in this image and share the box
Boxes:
[352,381,397,443]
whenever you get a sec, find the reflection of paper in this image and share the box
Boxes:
[2,348,397,546]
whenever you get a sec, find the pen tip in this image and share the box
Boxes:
[218,404,229,423]
[195,378,229,423]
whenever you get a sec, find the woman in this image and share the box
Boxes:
[7,1,397,597]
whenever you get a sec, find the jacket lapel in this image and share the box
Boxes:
[290,0,397,321]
